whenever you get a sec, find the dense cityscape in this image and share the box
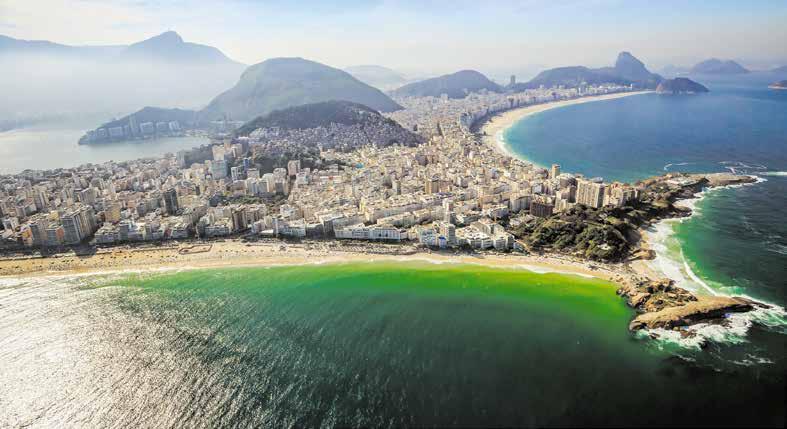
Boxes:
[0,84,639,254]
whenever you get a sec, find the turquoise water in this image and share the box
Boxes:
[1,264,785,427]
[505,73,787,308]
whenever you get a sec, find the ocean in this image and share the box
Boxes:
[1,263,784,427]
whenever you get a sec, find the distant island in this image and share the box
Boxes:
[656,78,709,94]
[768,80,787,90]
[690,58,749,74]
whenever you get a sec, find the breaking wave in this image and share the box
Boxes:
[643,177,787,350]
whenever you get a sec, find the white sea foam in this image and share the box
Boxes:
[663,162,692,171]
[760,171,787,177]
[644,175,787,349]
[643,305,787,351]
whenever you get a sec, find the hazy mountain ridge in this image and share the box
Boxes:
[344,65,408,90]
[0,31,241,65]
[517,66,630,89]
[391,70,503,99]
[0,32,244,122]
[200,57,402,122]
[512,52,663,90]
[690,58,749,74]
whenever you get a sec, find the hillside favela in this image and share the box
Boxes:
[1,1,786,427]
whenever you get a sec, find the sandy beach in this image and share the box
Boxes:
[480,91,653,165]
[0,239,640,285]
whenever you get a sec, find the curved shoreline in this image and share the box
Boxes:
[479,91,653,166]
[642,176,770,298]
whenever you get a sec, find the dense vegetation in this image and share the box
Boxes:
[200,57,403,121]
[235,101,395,135]
[511,180,694,261]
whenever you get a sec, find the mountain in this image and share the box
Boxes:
[512,52,662,90]
[0,31,240,65]
[656,78,709,94]
[771,66,787,74]
[391,70,503,99]
[121,31,241,66]
[0,34,124,57]
[598,52,662,87]
[690,59,749,74]
[0,32,244,122]
[200,57,402,122]
[344,65,408,90]
[516,66,630,90]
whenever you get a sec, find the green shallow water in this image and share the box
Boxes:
[1,263,785,427]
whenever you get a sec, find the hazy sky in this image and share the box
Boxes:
[2,0,786,75]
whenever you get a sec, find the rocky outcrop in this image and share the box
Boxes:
[618,276,763,331]
[690,172,756,187]
[628,296,755,331]
[617,278,696,313]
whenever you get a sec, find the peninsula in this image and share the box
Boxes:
[0,71,758,339]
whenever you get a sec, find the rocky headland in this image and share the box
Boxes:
[618,172,763,333]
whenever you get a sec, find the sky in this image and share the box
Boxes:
[2,0,787,76]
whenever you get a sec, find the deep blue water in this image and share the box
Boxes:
[506,72,787,306]
[506,73,787,184]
